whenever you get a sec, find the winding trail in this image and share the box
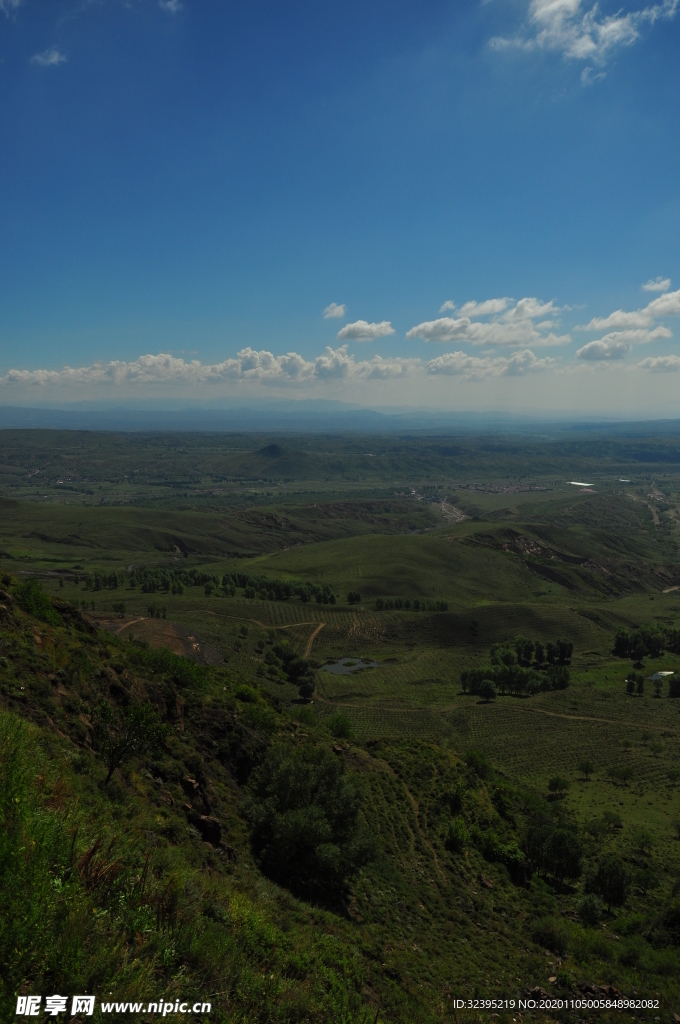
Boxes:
[304,622,325,658]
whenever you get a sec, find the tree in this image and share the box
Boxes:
[635,867,659,895]
[578,759,594,781]
[632,827,653,856]
[347,591,361,605]
[514,636,535,664]
[590,855,631,913]
[669,674,680,698]
[548,665,570,690]
[614,630,632,658]
[649,739,663,758]
[546,641,558,665]
[636,674,645,696]
[654,678,663,698]
[626,677,636,696]
[534,641,545,665]
[612,764,633,786]
[479,680,497,703]
[94,700,166,785]
[247,744,373,901]
[465,750,490,779]
[632,640,647,666]
[578,893,601,926]
[545,827,582,884]
[557,639,573,663]
[548,775,569,797]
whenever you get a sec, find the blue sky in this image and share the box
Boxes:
[1,0,679,413]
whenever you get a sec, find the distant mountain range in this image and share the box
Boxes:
[0,400,679,434]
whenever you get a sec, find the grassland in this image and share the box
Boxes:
[2,427,680,1023]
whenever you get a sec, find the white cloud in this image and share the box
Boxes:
[323,302,346,319]
[637,355,680,372]
[643,276,671,292]
[426,348,556,380]
[579,287,680,331]
[159,0,182,11]
[336,320,395,341]
[407,296,569,347]
[30,47,67,67]
[491,0,679,74]
[0,0,21,15]
[581,66,606,84]
[576,338,631,361]
[459,297,510,317]
[0,347,417,391]
[439,300,456,312]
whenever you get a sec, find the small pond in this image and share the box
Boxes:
[320,657,381,675]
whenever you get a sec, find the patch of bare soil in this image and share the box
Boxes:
[97,616,224,665]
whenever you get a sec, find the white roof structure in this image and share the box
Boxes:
[569,481,593,487]
[647,671,675,681]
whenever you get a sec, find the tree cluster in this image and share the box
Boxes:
[460,636,573,698]
[247,744,373,903]
[84,570,127,591]
[374,597,448,611]
[494,636,573,667]
[461,662,569,698]
[614,624,680,662]
[127,566,217,595]
[222,572,336,605]
[265,642,316,697]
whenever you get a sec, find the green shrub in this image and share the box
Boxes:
[235,685,258,703]
[326,713,354,739]
[578,893,601,926]
[295,707,315,726]
[14,580,60,625]
[465,749,490,779]
[531,916,570,955]
[242,703,278,736]
[445,818,467,853]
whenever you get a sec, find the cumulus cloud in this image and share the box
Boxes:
[323,302,346,319]
[426,348,556,380]
[159,0,182,11]
[0,0,21,14]
[0,347,417,391]
[490,0,679,74]
[637,355,680,372]
[576,338,631,361]
[576,327,671,361]
[439,300,456,312]
[407,296,569,347]
[643,277,671,292]
[336,320,395,341]
[30,47,67,67]
[578,287,680,331]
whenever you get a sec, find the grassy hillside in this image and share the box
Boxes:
[2,428,680,1022]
